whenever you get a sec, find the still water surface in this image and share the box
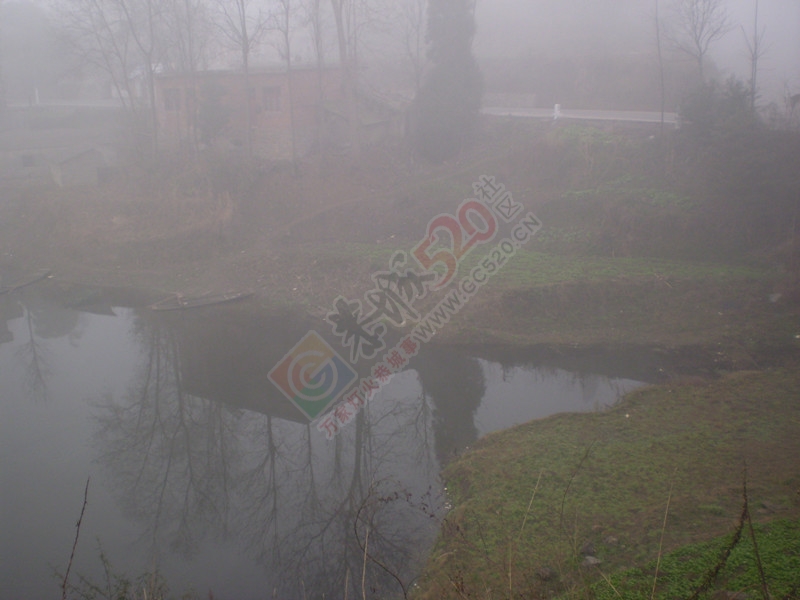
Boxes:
[0,283,645,599]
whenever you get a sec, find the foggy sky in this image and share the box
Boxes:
[3,0,799,105]
[475,0,800,102]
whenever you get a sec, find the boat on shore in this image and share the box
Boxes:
[148,291,253,311]
[0,269,52,295]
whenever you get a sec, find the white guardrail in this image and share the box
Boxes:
[482,105,679,126]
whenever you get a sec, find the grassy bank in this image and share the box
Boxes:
[441,248,795,348]
[592,518,800,599]
[415,368,800,599]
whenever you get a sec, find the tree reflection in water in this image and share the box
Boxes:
[1,284,649,598]
[17,303,51,401]
[92,307,444,598]
[2,285,85,403]
[416,351,486,463]
[94,314,238,560]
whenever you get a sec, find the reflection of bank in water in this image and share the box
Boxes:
[0,268,52,343]
[155,307,649,455]
[98,304,655,596]
[0,294,24,344]
[97,304,444,598]
[151,305,325,422]
[151,304,702,462]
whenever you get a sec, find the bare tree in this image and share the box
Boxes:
[326,0,392,158]
[164,0,214,73]
[301,0,327,149]
[59,0,166,158]
[400,0,426,95]
[301,0,327,68]
[741,0,767,112]
[214,0,270,158]
[59,0,136,110]
[271,0,299,168]
[655,0,666,135]
[667,0,732,80]
[329,0,361,157]
[117,0,165,158]
[0,0,6,119]
[162,0,216,155]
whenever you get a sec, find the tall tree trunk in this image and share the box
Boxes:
[0,0,6,122]
[655,0,666,137]
[281,3,298,170]
[146,0,158,158]
[239,0,254,159]
[243,50,253,158]
[0,80,6,125]
[286,63,298,170]
[330,0,360,159]
[214,0,270,159]
[310,0,324,151]
[185,0,200,158]
[118,0,160,159]
[747,0,761,112]
[147,64,159,159]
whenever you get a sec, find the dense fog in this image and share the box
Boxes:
[1,0,798,105]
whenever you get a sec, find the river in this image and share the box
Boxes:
[0,281,648,599]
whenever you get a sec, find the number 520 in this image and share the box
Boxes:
[411,200,497,289]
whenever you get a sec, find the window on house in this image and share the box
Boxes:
[262,86,282,111]
[163,88,181,111]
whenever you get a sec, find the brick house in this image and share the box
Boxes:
[155,66,345,159]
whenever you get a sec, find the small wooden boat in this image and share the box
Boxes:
[0,269,52,295]
[148,291,253,311]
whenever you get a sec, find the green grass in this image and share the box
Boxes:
[592,519,800,599]
[415,368,800,599]
[483,249,769,289]
[442,246,795,347]
[311,242,772,292]
[265,239,790,347]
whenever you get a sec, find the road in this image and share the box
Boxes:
[482,106,679,126]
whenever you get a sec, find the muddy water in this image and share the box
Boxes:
[0,283,646,599]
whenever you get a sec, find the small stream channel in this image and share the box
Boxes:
[0,281,670,599]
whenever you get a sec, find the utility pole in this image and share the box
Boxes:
[0,0,7,122]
